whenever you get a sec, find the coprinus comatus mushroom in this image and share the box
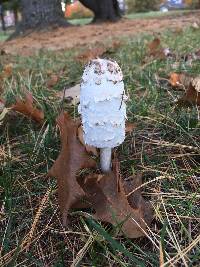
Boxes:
[79,58,127,172]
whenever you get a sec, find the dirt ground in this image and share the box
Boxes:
[1,12,200,56]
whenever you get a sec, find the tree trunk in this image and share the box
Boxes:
[0,4,6,31]
[79,0,121,22]
[19,0,69,32]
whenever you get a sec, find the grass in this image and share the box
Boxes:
[0,26,200,266]
[56,9,196,26]
[125,9,195,20]
[0,31,11,41]
[68,17,92,25]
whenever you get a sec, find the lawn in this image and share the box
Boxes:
[125,9,195,20]
[0,31,10,42]
[0,25,200,266]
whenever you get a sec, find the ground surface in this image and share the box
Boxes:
[0,11,200,267]
[1,11,200,55]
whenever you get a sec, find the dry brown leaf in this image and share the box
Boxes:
[82,169,153,238]
[3,64,13,78]
[77,126,98,156]
[47,74,59,88]
[0,63,13,81]
[172,27,183,34]
[125,122,136,133]
[169,73,182,87]
[12,92,44,123]
[76,41,122,63]
[49,114,153,237]
[48,112,96,226]
[177,77,200,106]
[83,172,152,238]
[148,38,161,53]
[123,173,153,227]
[169,72,192,89]
[76,47,106,63]
[148,38,173,59]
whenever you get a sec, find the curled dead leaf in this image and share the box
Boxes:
[76,41,122,63]
[12,92,44,123]
[48,112,96,226]
[81,170,153,238]
[50,113,153,237]
[177,77,200,106]
[76,47,106,63]
[169,73,182,87]
[169,72,192,89]
[123,174,153,227]
[148,38,161,53]
[0,63,13,80]
[3,64,13,78]
[148,38,174,60]
[125,122,136,133]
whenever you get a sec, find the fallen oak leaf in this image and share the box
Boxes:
[1,63,13,79]
[123,173,153,227]
[125,122,136,133]
[76,41,122,63]
[169,72,192,89]
[12,92,44,123]
[148,37,161,53]
[177,77,200,107]
[76,47,106,63]
[148,38,174,60]
[48,112,96,226]
[81,170,152,238]
[81,158,153,239]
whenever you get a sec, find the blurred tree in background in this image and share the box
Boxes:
[7,0,121,36]
[134,0,159,12]
[1,0,19,24]
[126,0,159,13]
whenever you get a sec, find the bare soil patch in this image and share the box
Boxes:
[1,12,200,56]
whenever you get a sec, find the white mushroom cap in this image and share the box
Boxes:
[78,58,127,148]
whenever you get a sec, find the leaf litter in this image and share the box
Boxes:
[48,112,97,226]
[147,37,174,60]
[49,112,153,238]
[11,92,44,123]
[169,73,200,106]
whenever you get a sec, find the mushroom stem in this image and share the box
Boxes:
[100,148,112,173]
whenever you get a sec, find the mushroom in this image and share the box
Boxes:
[78,58,127,173]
